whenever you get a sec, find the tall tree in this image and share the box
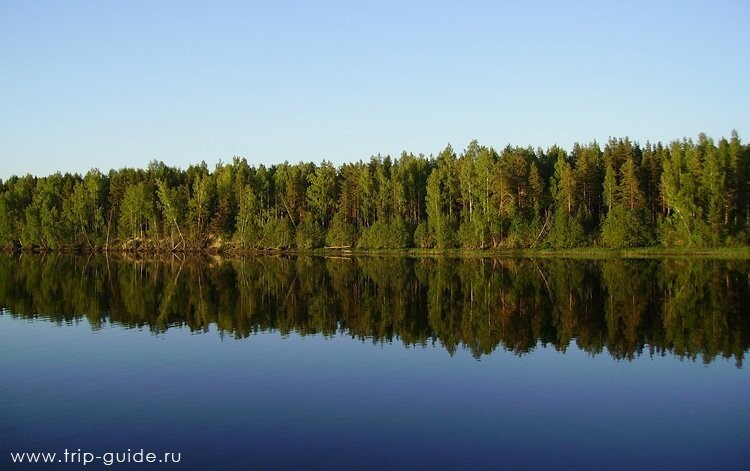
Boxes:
[189,172,216,244]
[118,182,157,241]
[547,155,585,247]
[698,134,726,244]
[572,142,603,229]
[601,157,652,247]
[306,161,338,228]
[68,169,106,249]
[156,180,187,249]
[660,139,709,246]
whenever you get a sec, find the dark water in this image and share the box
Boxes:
[1,254,748,469]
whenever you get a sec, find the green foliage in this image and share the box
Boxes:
[156,180,188,247]
[550,156,577,217]
[660,139,713,246]
[20,174,73,249]
[657,215,711,248]
[235,184,262,249]
[0,197,14,247]
[433,217,458,249]
[547,210,586,248]
[601,157,654,247]
[0,176,33,248]
[211,162,238,236]
[413,221,433,248]
[306,161,338,228]
[546,155,586,248]
[425,146,460,249]
[458,213,493,249]
[260,217,295,249]
[67,170,106,248]
[601,206,653,247]
[189,173,216,242]
[357,219,411,249]
[118,182,157,241]
[0,132,747,252]
[325,213,356,247]
[506,213,541,248]
[572,142,603,227]
[528,162,546,211]
[295,218,324,250]
[603,164,617,211]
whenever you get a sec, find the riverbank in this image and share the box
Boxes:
[4,244,750,259]
[310,246,750,259]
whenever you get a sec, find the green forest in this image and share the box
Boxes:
[1,131,748,252]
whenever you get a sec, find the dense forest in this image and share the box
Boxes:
[1,132,748,251]
[0,255,747,365]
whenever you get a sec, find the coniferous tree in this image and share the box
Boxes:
[306,161,338,228]
[601,158,653,247]
[660,139,710,246]
[548,155,585,247]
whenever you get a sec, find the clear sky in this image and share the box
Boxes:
[1,0,748,179]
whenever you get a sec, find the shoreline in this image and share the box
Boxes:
[2,245,750,259]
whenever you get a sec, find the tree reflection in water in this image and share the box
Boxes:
[0,254,747,366]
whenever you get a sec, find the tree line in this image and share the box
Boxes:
[0,254,746,365]
[0,131,748,251]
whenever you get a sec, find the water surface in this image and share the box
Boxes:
[1,255,748,469]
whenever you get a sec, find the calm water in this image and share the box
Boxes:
[1,254,749,469]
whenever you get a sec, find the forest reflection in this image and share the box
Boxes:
[0,254,747,366]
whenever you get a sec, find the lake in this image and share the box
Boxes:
[1,254,748,469]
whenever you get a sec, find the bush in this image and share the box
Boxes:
[546,211,585,248]
[460,215,500,249]
[260,218,295,249]
[295,219,324,250]
[601,206,654,248]
[431,216,457,249]
[325,213,356,247]
[657,214,712,247]
[357,219,411,249]
[413,221,433,248]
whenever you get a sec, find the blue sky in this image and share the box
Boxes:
[1,1,748,178]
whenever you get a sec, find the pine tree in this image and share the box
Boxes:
[548,156,585,247]
[306,161,338,228]
[601,157,653,247]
